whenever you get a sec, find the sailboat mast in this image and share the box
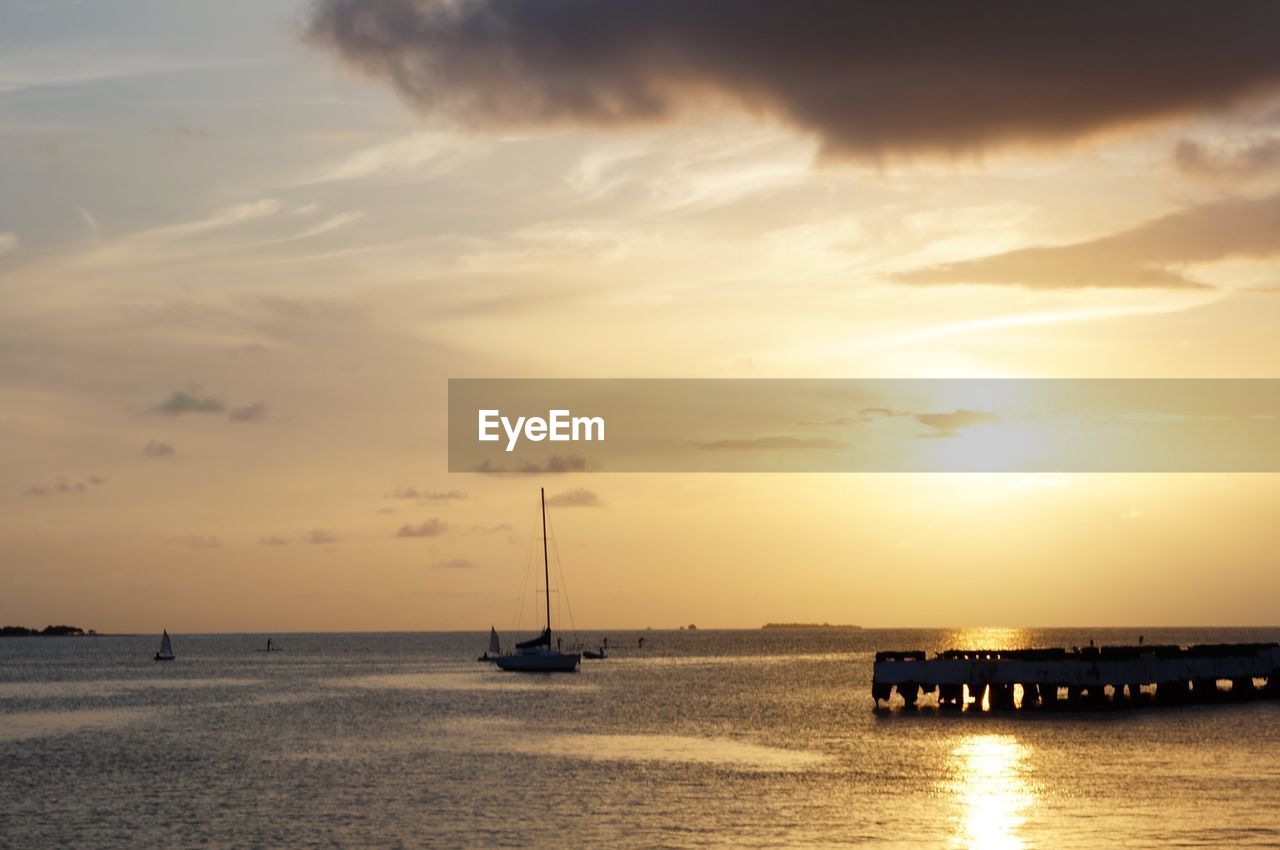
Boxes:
[541,487,551,640]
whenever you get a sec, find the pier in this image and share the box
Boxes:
[873,643,1280,711]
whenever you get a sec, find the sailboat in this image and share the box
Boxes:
[154,629,175,662]
[496,489,581,673]
[477,626,501,663]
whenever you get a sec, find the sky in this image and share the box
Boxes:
[2,0,1279,633]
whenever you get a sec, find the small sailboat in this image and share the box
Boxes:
[582,647,606,660]
[477,626,501,662]
[496,489,581,673]
[154,629,175,661]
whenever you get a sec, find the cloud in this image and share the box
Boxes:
[913,410,1002,437]
[693,436,843,451]
[389,486,467,502]
[396,518,449,538]
[155,389,225,416]
[894,193,1280,289]
[431,557,478,570]
[228,402,269,423]
[300,131,477,183]
[307,529,340,545]
[306,0,1280,158]
[22,475,104,496]
[143,440,175,458]
[474,454,591,474]
[545,487,602,508]
[470,523,513,535]
[1174,136,1280,181]
[259,535,291,546]
[173,535,222,549]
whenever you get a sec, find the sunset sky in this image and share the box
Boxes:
[3,0,1280,632]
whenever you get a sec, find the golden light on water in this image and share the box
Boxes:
[945,735,1035,850]
[941,627,1031,652]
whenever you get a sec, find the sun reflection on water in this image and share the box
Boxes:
[939,627,1030,652]
[944,734,1035,850]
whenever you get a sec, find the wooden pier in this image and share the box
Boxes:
[872,643,1280,710]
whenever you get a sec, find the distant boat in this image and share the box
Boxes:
[582,647,606,660]
[477,626,501,663]
[496,489,581,673]
[154,629,175,662]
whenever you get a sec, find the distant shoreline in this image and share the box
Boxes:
[1,625,95,637]
[761,623,861,630]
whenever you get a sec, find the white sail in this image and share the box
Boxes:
[488,626,501,654]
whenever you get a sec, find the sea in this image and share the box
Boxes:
[2,627,1278,849]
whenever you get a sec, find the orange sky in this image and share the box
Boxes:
[2,1,1279,632]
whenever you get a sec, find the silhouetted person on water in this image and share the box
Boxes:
[267,638,273,652]
[557,637,562,652]
[638,636,646,649]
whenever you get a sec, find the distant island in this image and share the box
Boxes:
[762,622,861,630]
[1,624,94,637]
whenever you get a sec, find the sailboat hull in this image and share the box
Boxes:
[154,654,174,661]
[495,652,580,673]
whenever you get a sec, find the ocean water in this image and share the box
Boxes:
[2,627,1279,848]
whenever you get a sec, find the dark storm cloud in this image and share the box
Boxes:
[894,193,1280,289]
[155,389,225,416]
[306,0,1280,157]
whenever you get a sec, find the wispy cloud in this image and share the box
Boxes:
[307,529,340,545]
[154,389,225,416]
[431,557,478,570]
[545,487,603,508]
[173,534,222,549]
[474,454,591,474]
[388,487,468,502]
[228,402,269,423]
[300,132,481,184]
[396,519,449,538]
[894,194,1280,290]
[21,475,104,496]
[1174,137,1280,181]
[143,440,176,458]
[693,436,842,451]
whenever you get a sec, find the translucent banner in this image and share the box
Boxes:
[448,379,1280,473]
